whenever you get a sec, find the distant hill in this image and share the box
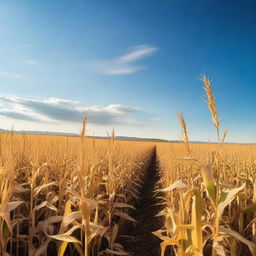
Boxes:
[115,136,168,142]
[0,128,169,142]
[0,128,77,136]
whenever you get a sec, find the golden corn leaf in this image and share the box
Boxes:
[200,163,216,205]
[191,190,203,256]
[50,225,82,245]
[63,211,82,227]
[174,224,194,238]
[33,181,58,197]
[52,234,81,244]
[156,180,188,193]
[217,183,246,217]
[183,189,194,215]
[58,201,73,256]
[58,242,68,256]
[160,238,180,256]
[6,201,24,213]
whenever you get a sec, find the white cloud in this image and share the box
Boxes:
[120,45,158,62]
[90,45,158,75]
[0,72,26,79]
[0,95,143,126]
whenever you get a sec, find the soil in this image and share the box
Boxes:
[122,147,164,256]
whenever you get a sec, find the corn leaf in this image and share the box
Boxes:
[217,183,246,217]
[191,190,203,256]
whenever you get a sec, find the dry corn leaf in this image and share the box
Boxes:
[217,183,246,217]
[191,190,203,255]
[156,180,188,192]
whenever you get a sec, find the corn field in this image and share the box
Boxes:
[0,130,154,256]
[1,76,256,256]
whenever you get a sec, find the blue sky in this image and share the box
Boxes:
[0,0,256,142]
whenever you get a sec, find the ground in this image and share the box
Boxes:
[122,148,164,256]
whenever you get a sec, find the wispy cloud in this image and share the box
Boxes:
[90,45,158,75]
[0,111,39,121]
[0,72,26,79]
[25,59,38,65]
[0,95,143,126]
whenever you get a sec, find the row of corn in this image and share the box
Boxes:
[0,127,154,256]
[154,76,256,255]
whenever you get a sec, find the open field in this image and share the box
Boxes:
[1,130,256,256]
[1,78,256,256]
[0,131,155,256]
[1,76,256,256]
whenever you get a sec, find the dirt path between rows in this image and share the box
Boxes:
[122,147,164,256]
